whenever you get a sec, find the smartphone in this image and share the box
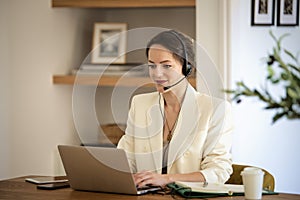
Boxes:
[36,182,70,190]
[25,177,68,184]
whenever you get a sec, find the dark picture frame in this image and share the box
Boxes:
[251,0,275,26]
[277,0,299,26]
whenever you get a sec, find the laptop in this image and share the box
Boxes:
[58,145,161,195]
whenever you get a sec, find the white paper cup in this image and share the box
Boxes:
[241,167,264,200]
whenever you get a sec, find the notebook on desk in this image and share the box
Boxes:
[58,145,161,195]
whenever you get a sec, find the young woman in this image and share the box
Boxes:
[117,30,233,188]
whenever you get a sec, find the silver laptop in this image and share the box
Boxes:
[58,145,161,195]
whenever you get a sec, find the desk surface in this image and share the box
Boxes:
[0,176,299,200]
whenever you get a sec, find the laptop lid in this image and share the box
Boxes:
[58,145,159,195]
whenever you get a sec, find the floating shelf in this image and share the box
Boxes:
[53,75,196,88]
[52,0,195,8]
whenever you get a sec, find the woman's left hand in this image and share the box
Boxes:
[133,171,171,188]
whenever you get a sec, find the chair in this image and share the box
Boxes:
[225,164,275,191]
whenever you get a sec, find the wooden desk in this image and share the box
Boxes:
[0,176,299,200]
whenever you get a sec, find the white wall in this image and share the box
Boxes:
[196,0,227,99]
[0,0,11,179]
[229,0,300,194]
[196,0,220,67]
[0,0,84,179]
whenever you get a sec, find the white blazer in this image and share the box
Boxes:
[117,85,233,183]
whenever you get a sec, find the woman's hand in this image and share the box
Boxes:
[133,171,205,188]
[133,171,172,188]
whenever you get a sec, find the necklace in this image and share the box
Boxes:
[164,111,179,141]
[158,85,188,142]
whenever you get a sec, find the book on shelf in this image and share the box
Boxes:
[80,63,145,71]
[71,63,147,76]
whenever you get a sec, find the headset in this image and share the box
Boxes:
[162,30,192,90]
[168,30,192,77]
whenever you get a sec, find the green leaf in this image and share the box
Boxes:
[269,30,277,44]
[277,33,290,51]
[284,49,297,62]
[236,81,244,87]
[287,88,299,99]
[265,104,280,109]
[287,63,300,73]
[271,79,280,84]
[267,65,274,77]
[281,73,289,80]
[272,112,286,123]
[223,89,235,94]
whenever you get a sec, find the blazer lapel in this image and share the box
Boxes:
[146,92,164,173]
[168,85,201,169]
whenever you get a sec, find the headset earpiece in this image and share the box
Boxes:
[184,63,192,77]
[182,61,192,77]
[169,30,192,77]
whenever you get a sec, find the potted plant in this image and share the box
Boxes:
[225,31,300,123]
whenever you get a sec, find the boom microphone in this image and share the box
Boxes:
[163,76,186,91]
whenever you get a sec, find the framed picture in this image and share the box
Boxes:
[91,23,127,64]
[277,0,299,26]
[251,0,275,26]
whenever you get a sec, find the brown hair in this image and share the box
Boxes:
[146,30,195,69]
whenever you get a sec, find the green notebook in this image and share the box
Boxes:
[167,181,278,199]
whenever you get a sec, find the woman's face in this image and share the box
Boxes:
[148,44,183,92]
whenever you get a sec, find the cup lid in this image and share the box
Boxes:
[241,167,264,175]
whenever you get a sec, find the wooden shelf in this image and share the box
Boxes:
[52,0,195,8]
[53,74,196,88]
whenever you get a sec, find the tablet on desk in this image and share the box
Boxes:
[37,182,70,190]
[25,177,68,184]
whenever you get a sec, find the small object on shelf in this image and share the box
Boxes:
[72,63,147,77]
[81,63,141,71]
